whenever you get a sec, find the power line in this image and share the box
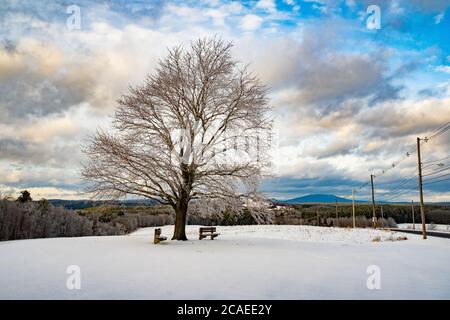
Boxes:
[423,172,450,183]
[422,166,450,177]
[374,167,417,197]
[377,184,419,202]
[371,122,449,184]
[347,121,449,205]
[376,178,418,197]
[378,190,418,203]
[423,177,450,186]
[422,156,450,164]
[426,122,450,140]
[376,177,417,199]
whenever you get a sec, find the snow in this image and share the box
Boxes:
[1,225,449,299]
[398,223,450,233]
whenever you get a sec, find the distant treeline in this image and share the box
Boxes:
[288,203,450,225]
[0,199,172,241]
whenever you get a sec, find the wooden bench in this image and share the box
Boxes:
[199,227,220,240]
[154,228,167,244]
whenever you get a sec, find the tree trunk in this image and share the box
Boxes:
[172,163,193,240]
[172,201,188,240]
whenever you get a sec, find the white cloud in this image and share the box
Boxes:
[345,0,356,7]
[434,12,445,24]
[241,14,264,30]
[0,49,24,79]
[256,0,277,13]
[205,9,228,26]
[234,36,300,85]
[389,0,406,15]
[436,65,450,73]
[282,0,301,13]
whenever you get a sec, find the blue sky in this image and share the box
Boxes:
[0,0,449,201]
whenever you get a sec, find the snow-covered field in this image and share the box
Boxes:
[398,223,450,233]
[1,225,449,299]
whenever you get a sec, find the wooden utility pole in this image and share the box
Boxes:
[370,174,377,229]
[411,200,415,230]
[416,137,427,239]
[335,200,339,227]
[380,205,384,228]
[352,189,356,228]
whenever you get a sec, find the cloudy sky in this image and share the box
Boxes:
[1,0,449,202]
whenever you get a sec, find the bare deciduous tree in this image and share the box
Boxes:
[82,37,272,240]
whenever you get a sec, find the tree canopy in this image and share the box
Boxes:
[82,37,272,239]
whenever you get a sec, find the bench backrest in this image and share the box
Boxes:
[155,228,162,236]
[200,227,216,233]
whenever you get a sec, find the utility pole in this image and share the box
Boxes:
[352,189,356,228]
[380,205,384,228]
[417,137,427,239]
[370,174,377,229]
[411,200,415,230]
[335,200,339,227]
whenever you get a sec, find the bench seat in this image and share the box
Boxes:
[199,232,219,240]
[199,227,220,240]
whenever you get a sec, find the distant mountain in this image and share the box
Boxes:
[274,194,448,205]
[48,199,158,210]
[279,194,365,204]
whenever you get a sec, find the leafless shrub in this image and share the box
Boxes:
[387,217,397,228]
